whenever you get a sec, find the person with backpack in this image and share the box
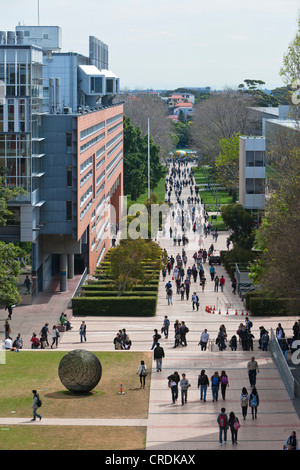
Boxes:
[220,370,229,400]
[217,408,228,446]
[151,329,161,350]
[153,342,165,372]
[211,371,221,402]
[228,411,240,445]
[179,321,189,347]
[249,387,259,419]
[240,387,249,420]
[137,360,147,388]
[168,371,180,404]
[166,286,173,305]
[40,323,50,347]
[198,370,209,402]
[31,390,42,421]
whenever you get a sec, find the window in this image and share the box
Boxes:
[66,132,72,148]
[66,201,72,221]
[246,178,264,194]
[246,151,254,167]
[66,167,72,187]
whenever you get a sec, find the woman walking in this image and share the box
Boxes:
[228,411,240,445]
[220,370,229,400]
[51,325,60,348]
[240,387,249,420]
[249,387,259,419]
[211,371,221,402]
[137,360,147,388]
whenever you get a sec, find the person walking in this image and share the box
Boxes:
[31,390,42,421]
[4,320,11,340]
[217,408,228,446]
[79,321,87,343]
[180,373,191,406]
[219,275,225,292]
[163,316,170,339]
[179,321,189,347]
[5,305,13,320]
[214,276,219,292]
[211,371,221,402]
[40,323,50,347]
[228,412,240,445]
[191,292,199,311]
[137,360,147,388]
[199,329,209,351]
[198,369,209,402]
[24,275,32,294]
[229,335,237,351]
[168,371,180,404]
[166,285,173,305]
[249,387,259,419]
[51,325,60,348]
[220,370,229,400]
[247,356,259,387]
[153,342,164,372]
[151,329,161,350]
[240,387,249,420]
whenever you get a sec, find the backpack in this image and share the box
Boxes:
[212,376,219,386]
[167,288,172,296]
[251,394,258,407]
[33,337,40,347]
[241,395,248,407]
[218,414,227,428]
[141,365,147,376]
[221,376,228,385]
[36,396,42,407]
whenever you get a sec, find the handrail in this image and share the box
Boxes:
[269,328,296,399]
[68,267,88,308]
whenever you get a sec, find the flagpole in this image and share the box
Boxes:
[148,118,150,199]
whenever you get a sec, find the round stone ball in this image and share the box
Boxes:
[58,349,102,393]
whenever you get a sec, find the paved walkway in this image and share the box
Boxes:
[1,163,299,451]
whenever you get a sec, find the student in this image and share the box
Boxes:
[228,411,240,445]
[153,343,164,372]
[79,321,87,343]
[220,370,229,400]
[247,356,259,387]
[31,390,42,421]
[211,371,220,402]
[137,360,147,388]
[198,370,209,402]
[240,387,249,420]
[249,387,259,419]
[168,371,180,404]
[51,325,60,348]
[180,373,190,406]
[217,408,228,446]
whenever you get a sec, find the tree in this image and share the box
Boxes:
[0,167,26,226]
[238,79,279,107]
[107,239,163,294]
[221,204,255,250]
[191,90,257,164]
[123,116,166,200]
[215,133,240,202]
[280,13,300,85]
[0,242,23,307]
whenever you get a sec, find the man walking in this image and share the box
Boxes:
[180,373,190,405]
[31,390,42,422]
[192,292,199,311]
[217,407,228,446]
[199,329,209,351]
[154,342,165,372]
[247,356,259,387]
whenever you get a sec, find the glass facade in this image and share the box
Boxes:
[0,46,43,198]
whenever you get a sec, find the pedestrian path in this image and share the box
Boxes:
[1,162,299,451]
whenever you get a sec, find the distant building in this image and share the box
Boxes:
[0,26,123,299]
[239,136,266,211]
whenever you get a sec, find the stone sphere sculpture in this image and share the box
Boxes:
[58,349,102,393]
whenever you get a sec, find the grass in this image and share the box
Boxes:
[126,175,166,206]
[0,351,152,419]
[0,426,147,450]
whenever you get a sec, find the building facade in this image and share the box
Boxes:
[0,27,123,299]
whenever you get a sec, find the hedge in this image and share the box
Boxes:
[82,284,158,292]
[72,296,158,317]
[247,295,300,316]
[80,290,157,297]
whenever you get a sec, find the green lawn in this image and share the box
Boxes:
[0,351,152,419]
[126,176,166,206]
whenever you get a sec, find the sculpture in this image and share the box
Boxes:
[58,349,102,393]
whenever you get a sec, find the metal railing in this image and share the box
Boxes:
[68,267,88,308]
[270,328,297,399]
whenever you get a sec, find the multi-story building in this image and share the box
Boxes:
[239,136,266,211]
[0,26,123,299]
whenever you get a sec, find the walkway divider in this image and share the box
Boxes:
[205,305,248,316]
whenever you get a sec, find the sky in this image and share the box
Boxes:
[2,0,300,91]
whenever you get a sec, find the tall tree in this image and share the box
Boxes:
[215,133,240,202]
[280,13,300,85]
